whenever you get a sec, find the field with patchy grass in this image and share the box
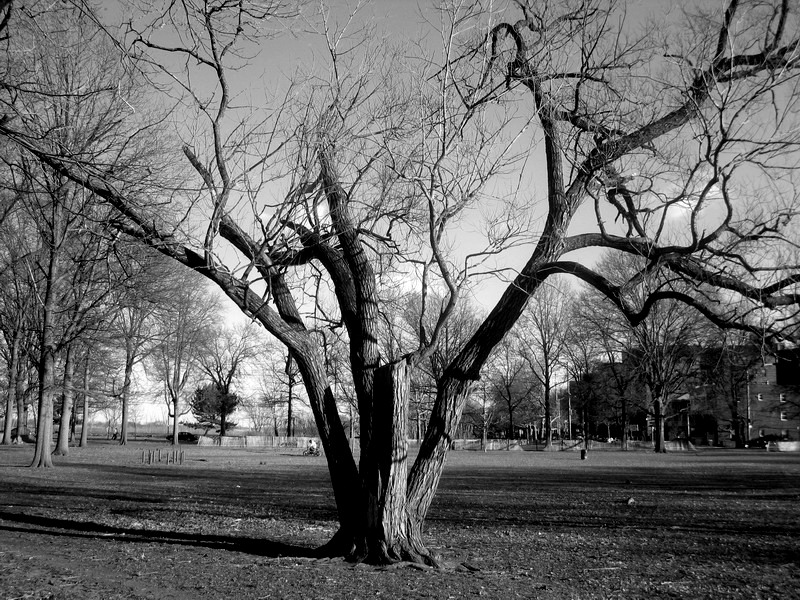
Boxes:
[1,442,798,599]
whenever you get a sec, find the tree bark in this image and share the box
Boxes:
[31,218,61,468]
[2,332,21,446]
[31,344,56,468]
[219,404,227,437]
[78,350,90,447]
[286,379,293,438]
[653,396,666,453]
[544,386,553,449]
[171,397,179,445]
[2,335,23,445]
[13,370,27,444]
[2,390,12,445]
[356,360,432,564]
[119,347,134,445]
[53,344,75,455]
[287,343,360,554]
[621,396,628,451]
[2,368,14,445]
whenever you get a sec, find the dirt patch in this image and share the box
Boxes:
[1,442,798,599]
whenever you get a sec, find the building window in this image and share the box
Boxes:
[782,429,789,438]
[757,393,763,401]
[759,428,766,437]
[780,393,786,404]
[781,411,788,422]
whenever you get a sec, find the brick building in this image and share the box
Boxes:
[746,350,800,442]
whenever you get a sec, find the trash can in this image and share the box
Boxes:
[580,449,587,460]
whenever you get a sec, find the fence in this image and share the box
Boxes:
[197,435,326,448]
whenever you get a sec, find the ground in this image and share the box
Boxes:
[0,442,798,600]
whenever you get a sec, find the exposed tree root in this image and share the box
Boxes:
[316,529,440,568]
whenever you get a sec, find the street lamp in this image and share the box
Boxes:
[745,368,751,444]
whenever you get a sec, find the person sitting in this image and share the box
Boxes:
[307,438,318,454]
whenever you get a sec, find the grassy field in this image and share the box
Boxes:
[1,441,798,599]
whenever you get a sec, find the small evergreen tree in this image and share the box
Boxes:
[189,384,238,436]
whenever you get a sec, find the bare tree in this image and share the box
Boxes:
[485,335,539,440]
[514,278,573,447]
[105,248,176,445]
[0,216,36,444]
[198,322,260,435]
[150,270,219,445]
[251,340,300,436]
[0,0,798,563]
[568,286,640,448]
[462,381,498,449]
[581,251,710,451]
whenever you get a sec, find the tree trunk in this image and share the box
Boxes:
[2,335,22,445]
[352,360,432,564]
[406,370,477,559]
[2,378,14,445]
[54,344,75,455]
[171,397,179,445]
[286,344,359,554]
[119,351,134,445]
[653,396,666,453]
[544,388,553,449]
[31,346,56,468]
[31,229,61,468]
[286,378,293,438]
[79,350,90,447]
[13,370,27,444]
[79,389,90,447]
[621,396,628,451]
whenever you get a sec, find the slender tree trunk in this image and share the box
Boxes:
[31,232,61,468]
[287,378,293,438]
[288,344,359,555]
[13,370,26,444]
[2,377,14,445]
[653,396,666,453]
[119,352,134,445]
[54,344,75,455]
[621,396,628,451]
[2,391,13,444]
[544,387,553,449]
[2,336,22,445]
[79,388,90,446]
[171,396,179,445]
[79,350,90,447]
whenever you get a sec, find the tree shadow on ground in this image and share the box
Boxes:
[0,510,317,558]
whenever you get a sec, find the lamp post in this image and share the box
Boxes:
[745,368,751,444]
[568,390,572,441]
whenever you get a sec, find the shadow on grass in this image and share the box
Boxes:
[0,510,318,559]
